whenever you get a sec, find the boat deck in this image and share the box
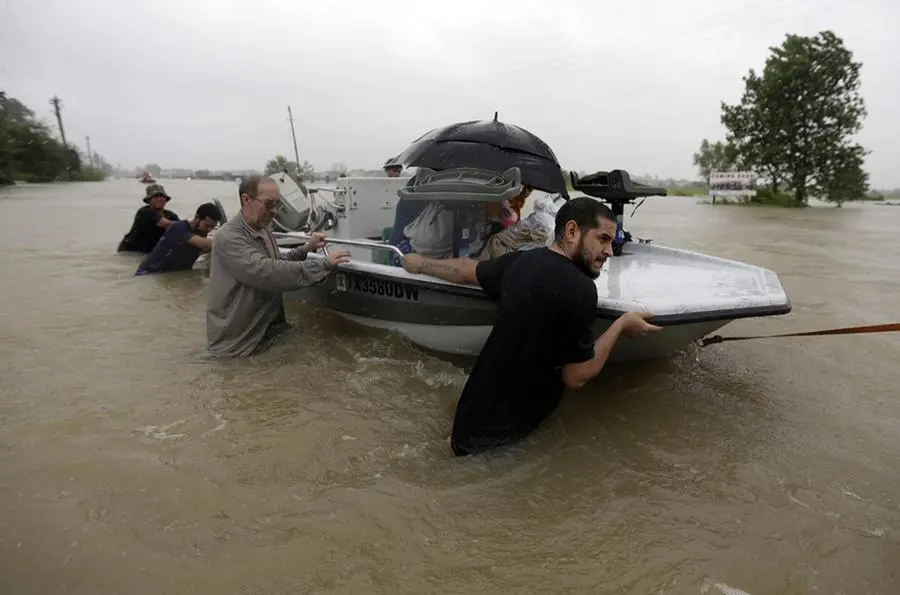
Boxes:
[594,242,791,322]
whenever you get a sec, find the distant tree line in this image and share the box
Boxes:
[264,154,317,182]
[0,91,104,186]
[263,155,387,182]
[693,31,871,207]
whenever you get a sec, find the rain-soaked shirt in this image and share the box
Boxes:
[450,247,598,456]
[205,212,330,358]
[117,206,180,253]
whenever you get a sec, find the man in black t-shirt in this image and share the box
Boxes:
[117,184,180,254]
[401,196,661,456]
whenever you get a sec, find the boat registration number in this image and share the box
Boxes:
[335,273,420,301]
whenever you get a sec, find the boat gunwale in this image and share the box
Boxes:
[286,250,793,326]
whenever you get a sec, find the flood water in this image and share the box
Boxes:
[1,179,898,594]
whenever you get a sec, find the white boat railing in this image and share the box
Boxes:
[272,231,405,260]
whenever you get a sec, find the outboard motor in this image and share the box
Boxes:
[570,170,666,256]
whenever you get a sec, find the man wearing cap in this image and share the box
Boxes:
[384,159,403,178]
[117,184,180,254]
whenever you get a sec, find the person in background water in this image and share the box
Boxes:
[117,184,179,253]
[205,175,351,358]
[135,202,222,275]
[401,196,662,457]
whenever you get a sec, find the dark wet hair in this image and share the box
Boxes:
[238,175,275,201]
[195,202,222,222]
[553,196,616,241]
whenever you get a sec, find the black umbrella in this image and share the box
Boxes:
[391,115,569,197]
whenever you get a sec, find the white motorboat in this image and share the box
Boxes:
[262,166,791,363]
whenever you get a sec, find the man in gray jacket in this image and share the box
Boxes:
[206,175,351,357]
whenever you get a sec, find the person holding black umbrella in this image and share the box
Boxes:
[385,116,568,260]
[391,115,570,198]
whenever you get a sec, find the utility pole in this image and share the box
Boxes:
[49,96,68,147]
[287,105,301,175]
[85,136,93,166]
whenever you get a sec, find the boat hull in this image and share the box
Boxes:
[285,264,736,362]
[327,311,729,362]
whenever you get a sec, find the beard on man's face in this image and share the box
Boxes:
[571,236,602,280]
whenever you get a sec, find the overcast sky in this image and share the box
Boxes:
[3,0,897,186]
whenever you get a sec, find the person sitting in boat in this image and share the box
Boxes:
[388,183,534,265]
[396,200,489,262]
[400,196,661,457]
[386,164,426,251]
[134,202,222,275]
[117,184,180,254]
[384,159,403,178]
[481,184,533,239]
[478,190,559,260]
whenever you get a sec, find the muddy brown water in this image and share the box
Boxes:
[1,179,898,594]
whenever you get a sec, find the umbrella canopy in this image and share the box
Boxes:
[391,117,568,196]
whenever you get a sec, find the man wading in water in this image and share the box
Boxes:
[134,202,222,275]
[401,196,661,456]
[206,175,350,357]
[117,184,179,254]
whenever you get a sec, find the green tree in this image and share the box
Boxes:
[818,145,869,207]
[0,116,17,185]
[264,154,310,195]
[144,163,161,177]
[1,91,86,184]
[267,157,315,182]
[88,150,113,174]
[265,155,316,182]
[692,139,734,185]
[721,30,868,204]
[265,154,298,177]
